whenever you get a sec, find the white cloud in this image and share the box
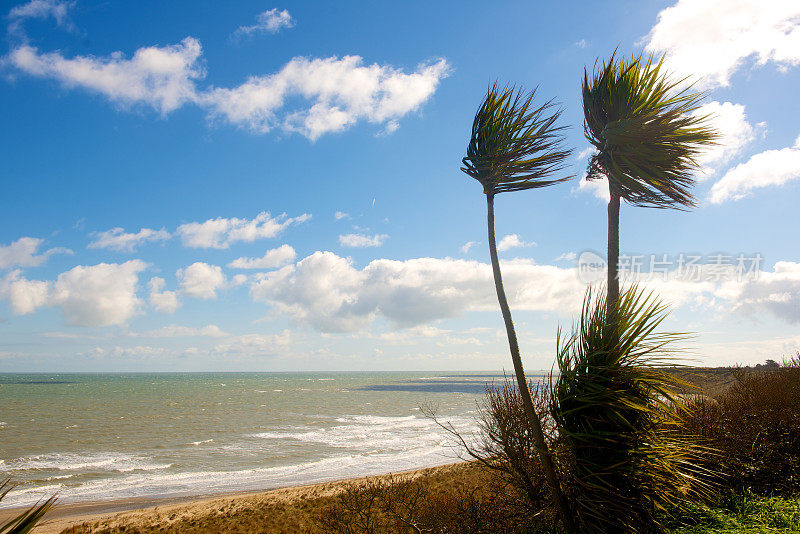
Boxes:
[709,134,800,203]
[5,37,205,113]
[460,241,479,254]
[148,276,180,313]
[50,261,147,326]
[5,32,450,139]
[339,233,388,248]
[249,252,586,332]
[0,261,147,325]
[643,0,800,89]
[88,227,171,252]
[211,330,291,357]
[249,252,800,333]
[575,39,588,49]
[203,55,451,140]
[576,174,610,202]
[729,261,800,323]
[693,101,762,179]
[555,252,577,262]
[497,234,535,252]
[8,0,74,35]
[177,212,310,249]
[334,211,349,220]
[228,244,296,269]
[0,237,71,269]
[233,8,294,38]
[0,270,50,314]
[177,262,226,300]
[133,324,227,338]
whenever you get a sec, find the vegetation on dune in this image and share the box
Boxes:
[552,288,713,533]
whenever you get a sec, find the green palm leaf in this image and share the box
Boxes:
[582,52,717,209]
[462,83,572,195]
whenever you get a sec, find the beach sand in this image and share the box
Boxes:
[2,462,468,533]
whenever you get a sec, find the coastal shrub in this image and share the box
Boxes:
[551,288,713,534]
[315,465,557,534]
[423,379,563,526]
[682,356,800,494]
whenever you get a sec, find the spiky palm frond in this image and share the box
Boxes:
[0,479,56,534]
[582,52,717,209]
[552,287,715,533]
[462,83,572,196]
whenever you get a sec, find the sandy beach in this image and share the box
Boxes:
[1,463,468,533]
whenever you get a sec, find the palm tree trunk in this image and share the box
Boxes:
[607,189,621,317]
[486,194,576,534]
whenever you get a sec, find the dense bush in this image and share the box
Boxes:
[682,357,800,494]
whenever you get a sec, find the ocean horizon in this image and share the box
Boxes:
[0,371,548,508]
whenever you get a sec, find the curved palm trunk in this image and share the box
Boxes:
[486,194,576,534]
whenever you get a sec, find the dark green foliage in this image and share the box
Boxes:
[552,287,713,533]
[681,357,800,494]
[0,479,56,534]
[665,491,800,534]
[462,83,572,196]
[582,52,717,209]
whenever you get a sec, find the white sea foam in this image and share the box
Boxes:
[4,453,173,473]
[190,439,214,446]
[1,445,462,509]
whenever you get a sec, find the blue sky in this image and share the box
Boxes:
[1,0,798,372]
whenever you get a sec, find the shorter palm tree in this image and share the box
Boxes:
[461,83,574,533]
[552,287,714,533]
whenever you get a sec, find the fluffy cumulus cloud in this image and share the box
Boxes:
[89,227,171,252]
[177,262,226,299]
[460,241,478,254]
[644,0,800,89]
[176,212,310,249]
[497,234,535,252]
[148,277,180,313]
[6,38,205,114]
[203,55,450,140]
[49,261,148,326]
[0,270,50,314]
[249,251,587,332]
[233,8,294,38]
[709,134,800,203]
[248,252,800,333]
[694,101,762,178]
[0,261,148,325]
[339,233,388,248]
[3,6,450,141]
[228,244,296,269]
[0,237,71,269]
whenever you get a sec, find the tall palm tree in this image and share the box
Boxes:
[461,83,574,533]
[582,52,717,314]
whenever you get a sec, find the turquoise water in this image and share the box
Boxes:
[0,372,529,507]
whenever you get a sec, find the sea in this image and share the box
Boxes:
[0,371,535,509]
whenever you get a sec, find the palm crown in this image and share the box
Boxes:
[462,83,572,195]
[582,53,717,209]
